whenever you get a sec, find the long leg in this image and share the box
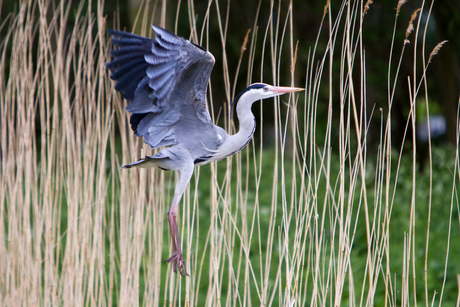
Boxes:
[123,148,194,276]
[165,194,187,276]
[164,163,194,277]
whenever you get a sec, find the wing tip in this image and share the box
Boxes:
[151,25,183,44]
[151,25,172,38]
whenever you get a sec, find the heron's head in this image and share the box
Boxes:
[231,83,304,120]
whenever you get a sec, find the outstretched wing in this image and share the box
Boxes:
[106,25,220,151]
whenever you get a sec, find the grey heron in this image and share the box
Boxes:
[106,25,303,277]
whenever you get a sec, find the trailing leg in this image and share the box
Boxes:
[163,161,194,277]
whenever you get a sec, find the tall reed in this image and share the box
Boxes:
[0,0,458,306]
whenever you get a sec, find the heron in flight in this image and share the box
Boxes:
[106,25,303,277]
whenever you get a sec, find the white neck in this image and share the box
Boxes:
[214,93,257,159]
[233,94,256,142]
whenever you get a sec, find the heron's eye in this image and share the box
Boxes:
[263,86,269,92]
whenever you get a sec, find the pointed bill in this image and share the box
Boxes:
[270,86,304,94]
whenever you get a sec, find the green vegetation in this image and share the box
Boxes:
[1,0,459,306]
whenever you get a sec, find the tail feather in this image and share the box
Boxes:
[122,156,156,169]
[121,155,170,170]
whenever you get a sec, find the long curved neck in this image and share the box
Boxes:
[214,94,257,159]
[233,95,256,144]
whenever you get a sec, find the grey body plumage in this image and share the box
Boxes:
[106,25,303,276]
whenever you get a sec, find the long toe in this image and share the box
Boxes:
[165,253,189,277]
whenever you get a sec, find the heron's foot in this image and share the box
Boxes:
[165,251,189,277]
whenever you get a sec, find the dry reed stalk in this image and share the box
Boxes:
[1,0,458,306]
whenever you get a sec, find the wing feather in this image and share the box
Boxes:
[106,25,220,153]
[146,61,175,79]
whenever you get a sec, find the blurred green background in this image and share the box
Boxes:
[1,0,459,305]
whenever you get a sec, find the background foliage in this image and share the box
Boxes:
[1,0,459,306]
